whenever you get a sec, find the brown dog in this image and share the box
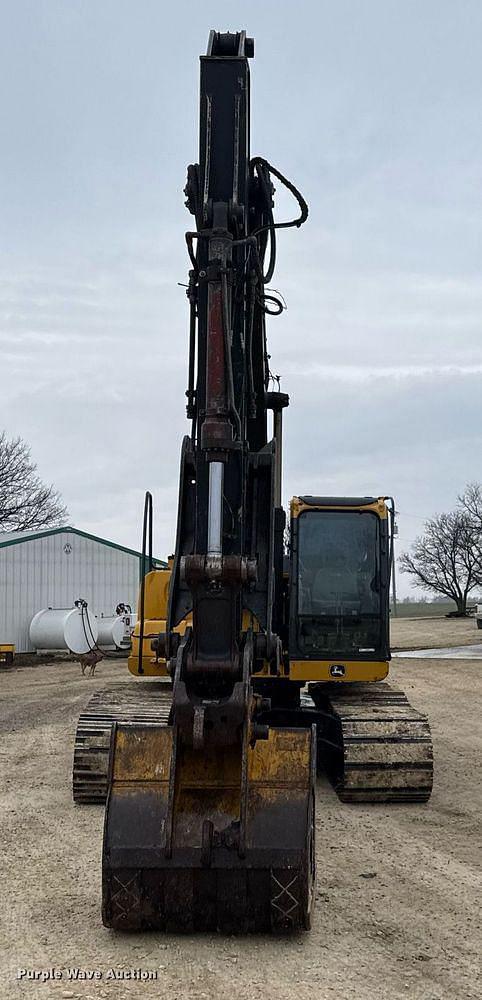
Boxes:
[79,649,103,677]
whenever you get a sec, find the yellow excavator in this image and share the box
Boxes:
[73,30,433,933]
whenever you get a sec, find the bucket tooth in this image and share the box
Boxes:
[102,722,316,933]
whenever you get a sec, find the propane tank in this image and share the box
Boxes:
[97,614,133,651]
[29,606,98,655]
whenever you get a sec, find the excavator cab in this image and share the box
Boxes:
[288,497,392,683]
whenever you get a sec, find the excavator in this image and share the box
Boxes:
[73,30,433,933]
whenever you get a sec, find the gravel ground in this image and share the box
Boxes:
[1,620,481,1000]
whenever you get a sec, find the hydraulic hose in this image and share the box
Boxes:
[138,491,153,675]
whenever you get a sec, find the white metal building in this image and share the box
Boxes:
[0,525,164,652]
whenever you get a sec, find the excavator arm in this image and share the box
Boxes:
[101,30,316,934]
[166,29,306,754]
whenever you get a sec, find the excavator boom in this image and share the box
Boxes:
[102,30,316,933]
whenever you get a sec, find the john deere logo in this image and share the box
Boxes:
[63,543,72,555]
[330,664,345,677]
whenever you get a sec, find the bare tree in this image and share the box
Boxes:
[399,510,479,615]
[458,482,482,585]
[0,432,67,532]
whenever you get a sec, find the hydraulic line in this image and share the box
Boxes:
[186,273,197,430]
[220,268,241,439]
[137,490,153,675]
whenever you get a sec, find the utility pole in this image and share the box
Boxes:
[391,513,398,617]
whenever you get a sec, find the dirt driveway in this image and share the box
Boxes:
[1,652,480,1000]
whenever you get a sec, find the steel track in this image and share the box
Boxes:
[311,681,433,803]
[73,683,172,804]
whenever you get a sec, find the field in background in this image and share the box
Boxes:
[390,601,479,618]
[390,615,479,650]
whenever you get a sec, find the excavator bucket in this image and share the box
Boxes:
[102,722,316,933]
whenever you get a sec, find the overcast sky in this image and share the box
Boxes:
[1,1,481,596]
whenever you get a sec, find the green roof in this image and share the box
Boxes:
[0,525,166,565]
